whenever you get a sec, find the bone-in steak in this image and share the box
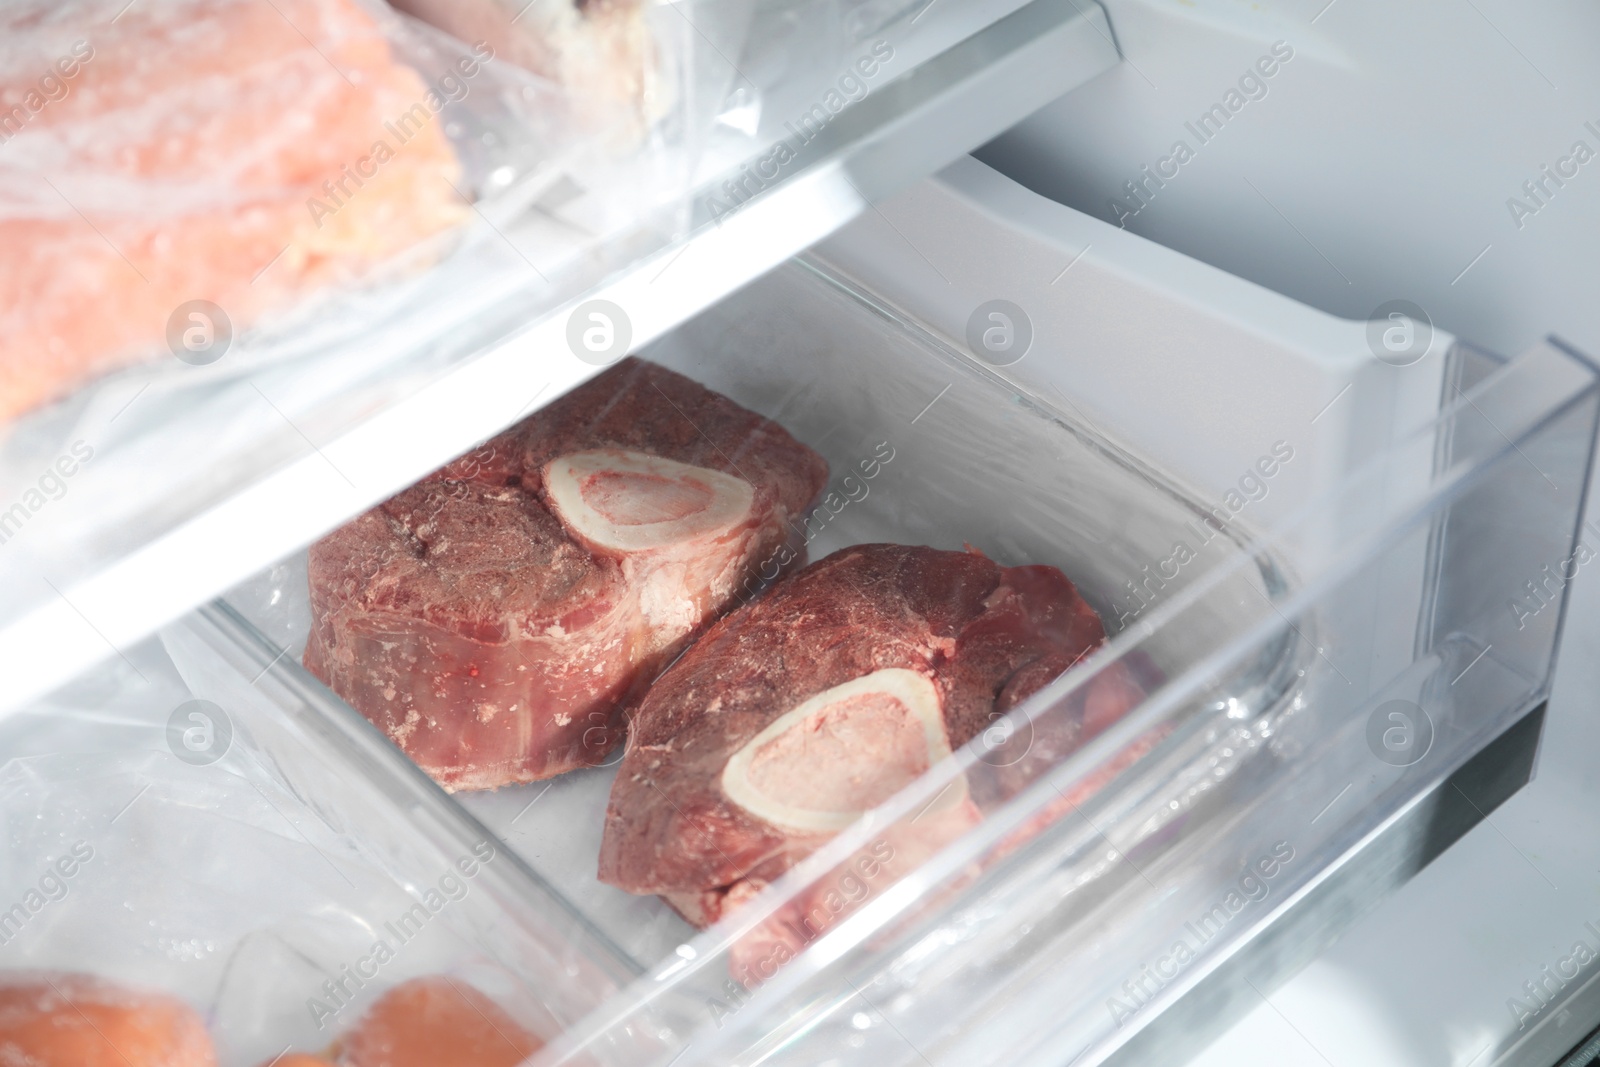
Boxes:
[304,358,828,790]
[597,543,1138,955]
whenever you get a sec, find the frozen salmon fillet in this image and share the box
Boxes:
[0,0,468,422]
[0,971,217,1067]
[332,977,541,1067]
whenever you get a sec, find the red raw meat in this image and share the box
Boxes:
[304,359,827,790]
[598,542,1142,975]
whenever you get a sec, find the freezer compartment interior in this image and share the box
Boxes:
[0,616,640,1067]
[195,262,1597,1067]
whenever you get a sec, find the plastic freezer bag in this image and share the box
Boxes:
[0,625,640,1066]
[0,0,618,427]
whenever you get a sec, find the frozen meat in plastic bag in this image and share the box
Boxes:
[390,0,656,118]
[0,971,217,1066]
[0,0,468,422]
[331,976,543,1066]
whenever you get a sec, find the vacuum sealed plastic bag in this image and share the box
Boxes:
[0,0,687,642]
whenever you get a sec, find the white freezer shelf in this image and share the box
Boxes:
[0,0,1120,722]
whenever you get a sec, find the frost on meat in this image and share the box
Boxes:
[390,0,655,128]
[598,543,1142,976]
[305,359,828,791]
[0,971,217,1067]
[0,0,467,421]
[332,976,542,1067]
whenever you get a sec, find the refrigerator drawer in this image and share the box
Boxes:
[8,229,1593,1064]
[165,250,1600,1067]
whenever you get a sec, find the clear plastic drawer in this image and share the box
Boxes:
[11,253,1594,1066]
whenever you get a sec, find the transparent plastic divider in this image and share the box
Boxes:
[526,336,1599,1067]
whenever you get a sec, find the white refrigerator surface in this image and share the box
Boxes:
[971,0,1600,1063]
[1187,559,1600,1067]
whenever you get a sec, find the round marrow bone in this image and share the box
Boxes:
[720,668,967,833]
[544,448,754,553]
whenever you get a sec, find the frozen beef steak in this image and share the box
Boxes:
[598,543,1142,972]
[304,359,828,791]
